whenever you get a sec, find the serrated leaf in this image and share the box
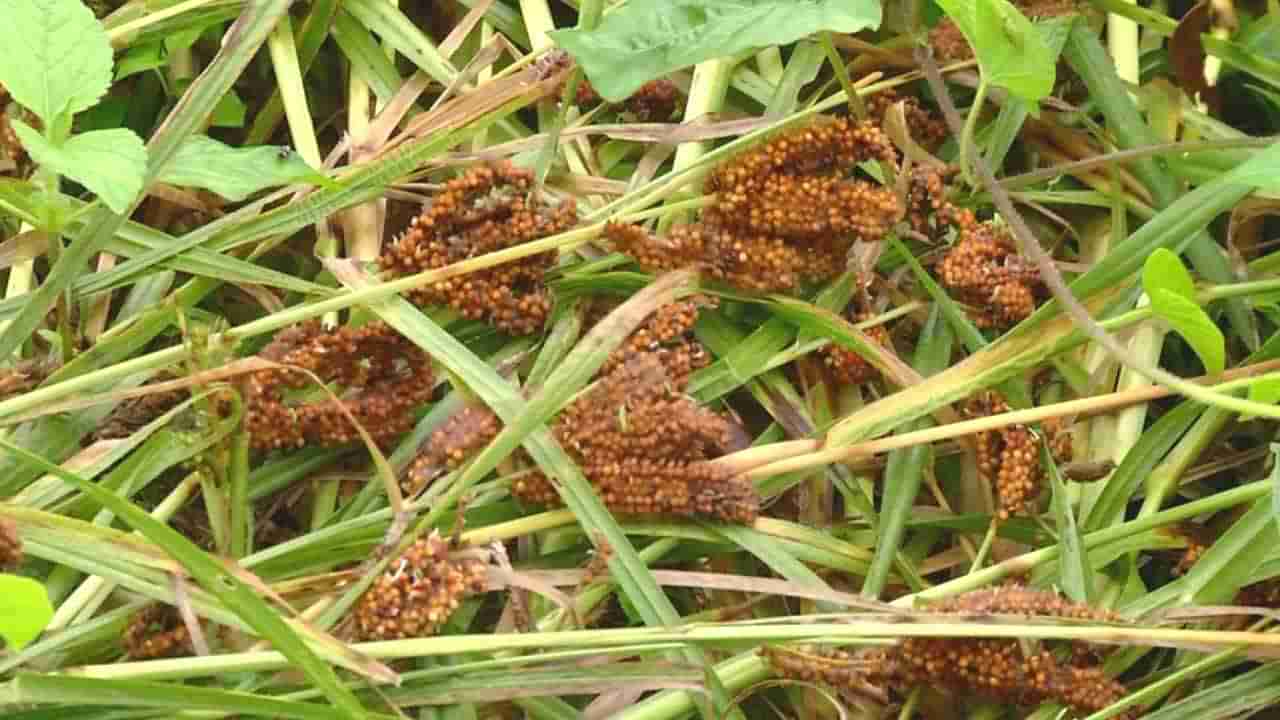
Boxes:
[159,136,322,201]
[12,121,146,214]
[1149,287,1226,375]
[0,0,114,125]
[0,574,54,651]
[1142,247,1197,300]
[550,0,881,101]
[936,0,1057,103]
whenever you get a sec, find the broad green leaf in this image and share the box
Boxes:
[159,136,324,201]
[935,0,1056,103]
[1149,288,1225,375]
[1142,247,1197,300]
[0,0,113,125]
[550,0,882,101]
[0,574,54,650]
[11,121,146,214]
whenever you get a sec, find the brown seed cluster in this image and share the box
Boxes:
[93,372,187,442]
[938,220,1046,329]
[403,404,502,496]
[608,117,902,293]
[576,78,682,121]
[0,517,21,571]
[513,353,759,523]
[596,295,715,387]
[402,298,722,501]
[766,587,1135,719]
[122,604,195,660]
[353,532,487,641]
[904,164,971,240]
[964,391,1072,520]
[245,321,434,451]
[381,162,577,335]
[866,89,949,151]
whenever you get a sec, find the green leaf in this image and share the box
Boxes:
[11,122,146,214]
[1142,247,1197,300]
[0,438,371,715]
[115,41,167,82]
[935,0,1056,103]
[1045,443,1091,603]
[159,136,324,201]
[550,0,882,101]
[1148,288,1225,375]
[1249,378,1280,411]
[210,90,248,128]
[1177,497,1275,604]
[1272,444,1280,527]
[0,574,54,651]
[1227,139,1280,192]
[0,0,114,125]
[10,674,395,720]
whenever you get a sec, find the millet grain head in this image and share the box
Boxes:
[766,587,1135,719]
[512,354,759,524]
[245,321,434,451]
[352,532,488,641]
[380,162,576,335]
[403,404,503,496]
[866,88,950,151]
[964,391,1072,520]
[610,117,906,294]
[938,221,1047,329]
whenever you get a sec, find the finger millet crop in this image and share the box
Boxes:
[380,162,577,335]
[608,117,903,293]
[964,391,1072,520]
[352,532,488,641]
[766,586,1135,719]
[245,321,434,451]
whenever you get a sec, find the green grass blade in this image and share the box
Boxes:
[0,440,371,714]
[863,305,952,599]
[1046,442,1092,603]
[9,675,393,720]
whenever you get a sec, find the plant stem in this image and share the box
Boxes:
[659,56,735,231]
[519,0,557,52]
[960,78,989,186]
